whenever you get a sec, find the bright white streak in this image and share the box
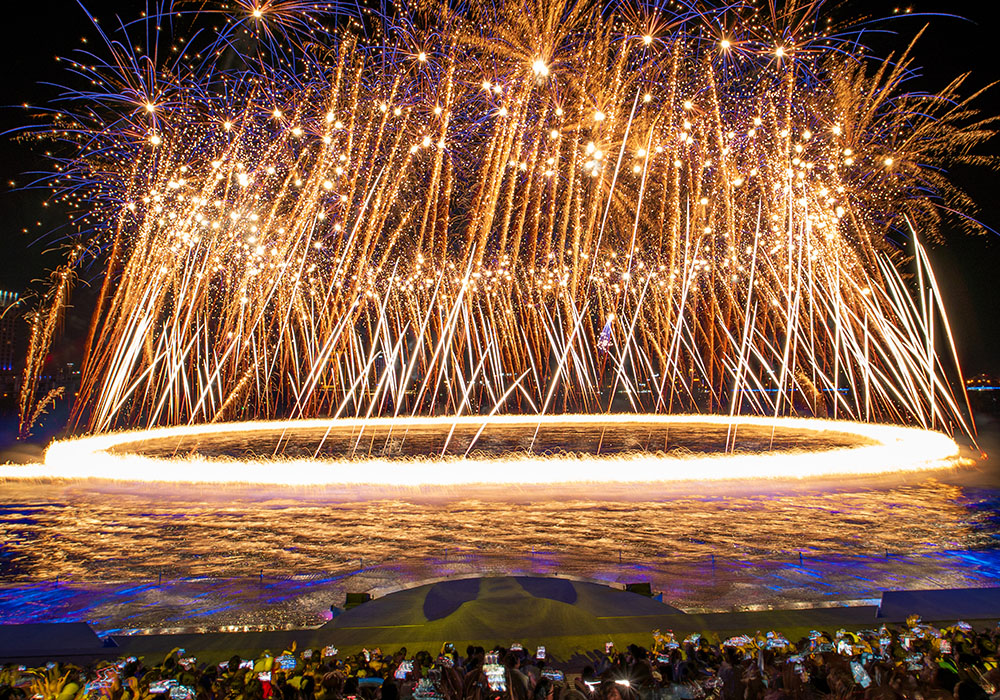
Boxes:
[0,415,968,488]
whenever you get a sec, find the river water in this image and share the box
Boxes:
[1,417,998,634]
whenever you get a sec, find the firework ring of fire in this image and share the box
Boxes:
[0,415,968,488]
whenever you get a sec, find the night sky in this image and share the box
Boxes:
[1,0,998,377]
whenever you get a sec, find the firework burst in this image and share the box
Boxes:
[15,0,993,439]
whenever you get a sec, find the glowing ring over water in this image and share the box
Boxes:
[0,415,967,488]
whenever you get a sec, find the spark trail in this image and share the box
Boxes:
[16,0,991,439]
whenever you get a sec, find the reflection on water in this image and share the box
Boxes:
[2,472,1000,632]
[0,480,990,582]
[1,419,998,632]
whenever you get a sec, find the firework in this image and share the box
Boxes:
[0,415,968,488]
[16,0,992,438]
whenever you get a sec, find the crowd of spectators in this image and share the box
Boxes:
[2,616,998,700]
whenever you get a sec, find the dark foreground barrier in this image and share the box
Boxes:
[0,623,118,664]
[878,587,1000,622]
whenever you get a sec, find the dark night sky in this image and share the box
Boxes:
[1,0,999,375]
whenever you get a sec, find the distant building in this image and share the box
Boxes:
[966,373,999,390]
[0,290,22,413]
[966,373,1000,414]
[0,290,20,373]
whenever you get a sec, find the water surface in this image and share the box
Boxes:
[0,420,997,633]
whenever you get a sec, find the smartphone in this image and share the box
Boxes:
[150,680,178,694]
[169,687,195,700]
[605,643,614,654]
[484,663,506,692]
[850,662,871,689]
[541,670,564,682]
[511,643,523,652]
[836,640,853,656]
[303,650,313,660]
[395,661,413,680]
[179,658,197,670]
[84,682,108,697]
[940,640,952,654]
[258,672,271,683]
[276,655,296,670]
[536,646,546,660]
[437,655,454,668]
[362,649,370,663]
[323,646,338,658]
[239,661,254,670]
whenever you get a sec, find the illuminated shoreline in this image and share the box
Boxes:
[0,415,969,488]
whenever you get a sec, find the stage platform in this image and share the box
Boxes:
[102,578,1000,663]
[5,578,1000,664]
